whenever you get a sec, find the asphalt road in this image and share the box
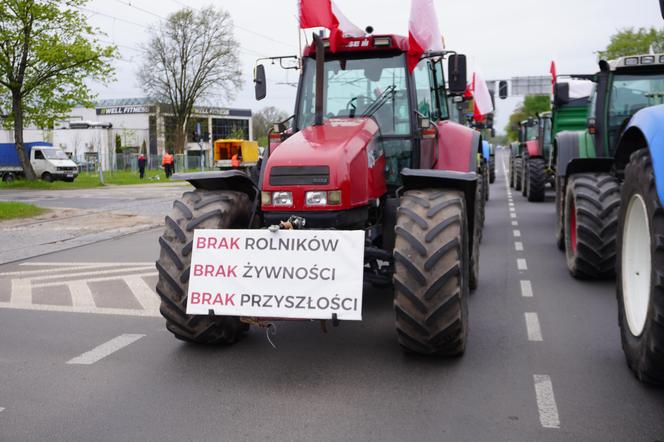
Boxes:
[0,151,663,441]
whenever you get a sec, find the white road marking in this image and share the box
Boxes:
[517,258,528,270]
[515,242,524,251]
[533,375,560,429]
[0,263,152,277]
[513,230,521,237]
[124,275,161,311]
[509,202,515,207]
[0,407,4,413]
[30,272,157,289]
[520,280,533,298]
[27,266,154,283]
[18,262,154,267]
[509,207,515,213]
[510,213,517,219]
[512,221,519,226]
[525,312,543,341]
[10,279,31,305]
[67,334,145,365]
[68,280,96,308]
[0,302,160,317]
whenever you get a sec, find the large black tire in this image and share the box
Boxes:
[393,189,469,356]
[617,149,664,385]
[41,172,53,182]
[483,163,490,201]
[489,155,496,184]
[469,179,482,290]
[476,169,485,231]
[554,176,565,250]
[564,173,620,279]
[509,157,515,189]
[514,157,523,191]
[156,189,252,345]
[521,156,528,196]
[526,158,547,202]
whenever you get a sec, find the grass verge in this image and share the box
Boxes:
[0,201,47,220]
[0,170,174,189]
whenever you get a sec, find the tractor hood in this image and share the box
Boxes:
[262,117,386,211]
[267,118,378,167]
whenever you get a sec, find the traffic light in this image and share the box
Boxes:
[499,80,508,99]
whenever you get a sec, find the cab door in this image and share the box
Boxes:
[31,149,48,176]
[412,59,442,170]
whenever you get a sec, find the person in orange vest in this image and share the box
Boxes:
[231,153,240,168]
[162,150,174,178]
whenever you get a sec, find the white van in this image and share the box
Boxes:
[30,146,79,182]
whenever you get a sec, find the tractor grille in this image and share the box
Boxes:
[269,166,329,186]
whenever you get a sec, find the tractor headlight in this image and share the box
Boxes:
[272,191,293,207]
[327,190,342,205]
[305,191,327,206]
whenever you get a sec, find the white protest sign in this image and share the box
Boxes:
[186,229,365,320]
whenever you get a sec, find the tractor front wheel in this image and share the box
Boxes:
[564,173,620,279]
[156,189,252,345]
[617,149,664,384]
[514,157,523,191]
[393,189,469,356]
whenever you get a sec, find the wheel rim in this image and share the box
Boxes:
[622,194,651,337]
[570,200,577,254]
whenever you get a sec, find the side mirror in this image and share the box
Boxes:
[587,117,597,134]
[660,0,664,18]
[498,80,508,99]
[554,82,569,106]
[254,64,266,101]
[417,113,431,129]
[447,54,467,95]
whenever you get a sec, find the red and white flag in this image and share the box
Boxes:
[299,0,364,52]
[470,71,494,120]
[407,0,444,72]
[549,60,557,93]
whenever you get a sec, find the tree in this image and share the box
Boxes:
[599,27,664,60]
[139,6,242,154]
[252,106,289,146]
[0,0,116,180]
[504,95,551,141]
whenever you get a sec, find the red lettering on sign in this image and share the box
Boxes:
[190,292,200,304]
[202,292,212,304]
[196,237,206,249]
[196,236,241,250]
[225,293,235,306]
[193,264,203,276]
[230,238,239,249]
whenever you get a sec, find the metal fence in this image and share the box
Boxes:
[80,152,213,173]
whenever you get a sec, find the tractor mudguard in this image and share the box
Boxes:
[434,120,480,173]
[400,168,477,250]
[616,104,664,205]
[554,130,597,177]
[171,170,258,200]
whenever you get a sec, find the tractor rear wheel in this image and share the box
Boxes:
[509,157,515,189]
[554,176,565,250]
[156,189,252,345]
[489,156,496,184]
[393,189,469,356]
[483,163,490,201]
[564,173,620,279]
[521,156,528,196]
[617,149,664,385]
[526,158,547,202]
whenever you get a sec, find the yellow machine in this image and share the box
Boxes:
[213,139,259,169]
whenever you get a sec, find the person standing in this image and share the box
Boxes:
[138,154,146,179]
[162,150,173,178]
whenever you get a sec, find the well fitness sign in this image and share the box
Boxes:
[187,230,365,320]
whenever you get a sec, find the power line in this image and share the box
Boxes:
[109,0,166,21]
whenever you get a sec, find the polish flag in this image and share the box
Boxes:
[299,0,364,52]
[471,71,494,119]
[550,60,557,93]
[407,0,444,72]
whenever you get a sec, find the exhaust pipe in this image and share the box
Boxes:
[313,33,325,126]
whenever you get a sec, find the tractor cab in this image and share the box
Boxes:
[255,35,469,195]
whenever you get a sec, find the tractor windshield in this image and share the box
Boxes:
[608,73,664,146]
[297,54,410,135]
[542,117,552,147]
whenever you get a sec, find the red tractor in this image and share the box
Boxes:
[156,33,485,355]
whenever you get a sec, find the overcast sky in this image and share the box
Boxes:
[85,0,662,134]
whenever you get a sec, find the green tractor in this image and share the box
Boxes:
[555,53,664,384]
